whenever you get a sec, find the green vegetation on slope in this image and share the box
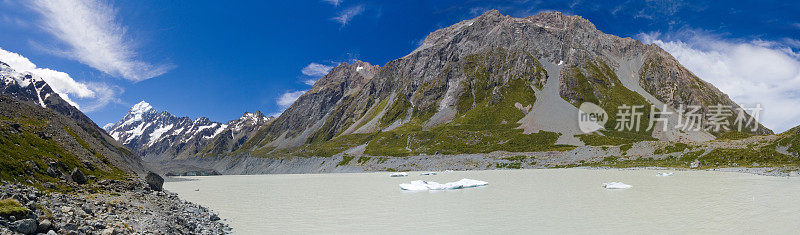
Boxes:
[565,59,658,145]
[0,110,126,191]
[0,199,27,218]
[777,126,800,155]
[363,49,568,157]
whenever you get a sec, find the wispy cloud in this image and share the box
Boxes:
[271,89,308,118]
[301,62,334,77]
[277,90,307,108]
[0,47,119,111]
[640,30,800,132]
[322,0,342,7]
[28,0,172,82]
[80,82,122,112]
[1,15,29,28]
[301,62,337,85]
[332,5,364,25]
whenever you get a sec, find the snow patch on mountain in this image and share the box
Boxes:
[107,102,274,160]
[148,124,174,146]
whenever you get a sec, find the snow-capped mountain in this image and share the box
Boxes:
[106,101,273,161]
[1,61,104,130]
[0,60,146,175]
[0,61,51,108]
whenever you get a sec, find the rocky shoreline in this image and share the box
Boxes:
[577,166,800,177]
[0,179,229,235]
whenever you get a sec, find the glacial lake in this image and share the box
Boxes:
[164,169,800,234]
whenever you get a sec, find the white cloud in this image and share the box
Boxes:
[277,90,307,108]
[301,62,334,77]
[29,0,172,82]
[301,62,338,86]
[640,31,800,133]
[332,5,364,25]
[79,82,122,112]
[322,0,342,7]
[0,47,93,107]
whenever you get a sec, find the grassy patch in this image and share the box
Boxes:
[495,162,522,169]
[364,122,570,156]
[663,142,690,154]
[0,199,27,218]
[698,146,797,167]
[253,133,374,158]
[337,156,355,166]
[501,156,530,162]
[578,130,656,146]
[619,144,633,153]
[717,131,754,140]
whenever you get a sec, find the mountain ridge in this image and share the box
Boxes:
[107,10,772,165]
[236,9,770,158]
[0,60,146,185]
[106,101,274,161]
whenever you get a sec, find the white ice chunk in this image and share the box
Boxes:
[399,179,488,191]
[657,172,674,176]
[603,182,632,189]
[420,172,437,176]
[390,172,408,177]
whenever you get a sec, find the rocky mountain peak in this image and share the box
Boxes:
[524,10,597,32]
[108,102,275,161]
[309,60,378,94]
[241,9,771,155]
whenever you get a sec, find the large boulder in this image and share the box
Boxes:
[71,168,87,184]
[37,219,52,233]
[45,166,61,178]
[10,218,37,235]
[145,172,164,191]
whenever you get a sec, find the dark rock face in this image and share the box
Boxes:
[237,9,771,153]
[10,218,37,235]
[145,172,164,191]
[71,168,87,184]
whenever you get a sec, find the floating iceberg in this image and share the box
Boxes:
[602,182,632,189]
[420,172,437,176]
[399,179,488,191]
[657,172,674,176]
[390,172,408,177]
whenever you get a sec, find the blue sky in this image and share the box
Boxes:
[0,0,799,131]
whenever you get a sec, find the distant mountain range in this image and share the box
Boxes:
[103,10,787,174]
[104,101,273,162]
